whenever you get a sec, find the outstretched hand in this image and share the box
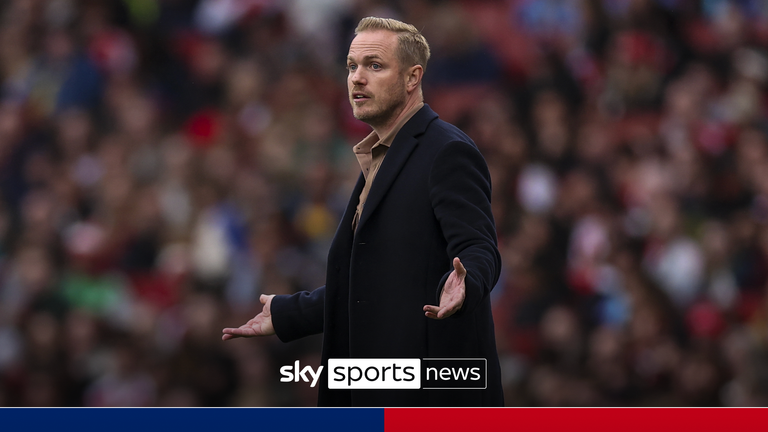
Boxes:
[424,257,466,320]
[222,294,276,340]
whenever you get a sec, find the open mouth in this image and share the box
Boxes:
[352,93,370,101]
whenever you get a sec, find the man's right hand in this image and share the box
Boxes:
[222,294,275,340]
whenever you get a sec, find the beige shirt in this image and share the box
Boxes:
[352,102,424,231]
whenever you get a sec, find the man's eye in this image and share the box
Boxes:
[371,64,381,70]
[347,64,357,71]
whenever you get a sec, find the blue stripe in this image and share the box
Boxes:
[0,408,384,432]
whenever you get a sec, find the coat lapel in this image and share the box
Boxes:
[337,173,365,242]
[356,105,438,232]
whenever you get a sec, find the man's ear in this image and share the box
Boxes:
[405,65,423,93]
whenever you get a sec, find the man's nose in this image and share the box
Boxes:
[350,68,366,85]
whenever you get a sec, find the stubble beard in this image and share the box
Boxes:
[352,85,407,129]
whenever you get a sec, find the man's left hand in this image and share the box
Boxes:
[424,257,466,319]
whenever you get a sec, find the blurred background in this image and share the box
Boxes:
[0,0,767,407]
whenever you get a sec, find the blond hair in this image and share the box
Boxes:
[355,17,431,73]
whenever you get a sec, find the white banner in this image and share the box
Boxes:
[328,358,421,389]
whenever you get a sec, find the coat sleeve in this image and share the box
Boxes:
[270,286,325,342]
[428,140,501,318]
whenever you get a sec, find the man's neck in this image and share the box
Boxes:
[371,96,423,139]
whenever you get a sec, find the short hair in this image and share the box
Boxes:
[355,17,431,73]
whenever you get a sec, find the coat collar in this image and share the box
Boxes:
[355,104,439,232]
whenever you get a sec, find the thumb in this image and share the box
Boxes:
[453,257,466,277]
[260,294,268,305]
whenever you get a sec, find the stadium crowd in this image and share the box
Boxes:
[1,0,767,407]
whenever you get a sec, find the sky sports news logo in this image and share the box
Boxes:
[281,358,486,389]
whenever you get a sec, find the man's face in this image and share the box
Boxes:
[346,30,408,128]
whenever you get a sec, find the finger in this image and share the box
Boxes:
[224,327,254,337]
[424,305,442,320]
[222,330,243,341]
[453,257,467,277]
[437,305,457,319]
[222,327,248,334]
[425,303,448,320]
[259,294,268,305]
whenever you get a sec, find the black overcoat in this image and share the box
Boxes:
[271,105,503,406]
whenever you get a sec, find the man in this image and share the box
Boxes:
[222,17,502,407]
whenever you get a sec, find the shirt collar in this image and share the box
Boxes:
[353,102,424,154]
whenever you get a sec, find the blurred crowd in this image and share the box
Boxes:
[0,0,767,407]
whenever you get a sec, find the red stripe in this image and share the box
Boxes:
[385,408,768,432]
